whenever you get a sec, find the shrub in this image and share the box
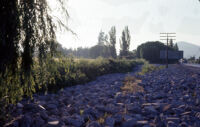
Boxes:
[138,63,165,75]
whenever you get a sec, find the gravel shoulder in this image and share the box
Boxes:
[5,65,200,127]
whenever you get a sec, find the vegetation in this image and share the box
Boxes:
[187,56,200,64]
[138,63,165,75]
[0,57,145,124]
[120,26,131,58]
[136,41,179,63]
[57,26,136,59]
[109,26,117,59]
[121,76,144,94]
[0,0,69,124]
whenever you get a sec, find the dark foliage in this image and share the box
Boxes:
[136,41,178,63]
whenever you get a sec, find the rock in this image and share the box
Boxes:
[48,121,59,126]
[134,114,143,120]
[167,121,178,127]
[123,115,133,121]
[32,116,45,127]
[84,108,100,119]
[20,115,32,127]
[153,92,166,99]
[127,105,141,114]
[38,105,46,110]
[179,122,188,127]
[23,104,35,111]
[83,114,96,121]
[166,117,180,123]
[65,115,84,127]
[96,105,117,114]
[49,108,59,115]
[122,118,137,127]
[113,114,123,124]
[162,104,172,112]
[86,121,101,127]
[67,107,78,115]
[105,117,115,127]
[137,120,148,125]
[46,103,58,110]
[17,103,24,108]
[143,125,151,127]
[48,117,59,126]
[144,106,158,115]
[40,111,48,120]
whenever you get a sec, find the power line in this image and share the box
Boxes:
[160,33,176,68]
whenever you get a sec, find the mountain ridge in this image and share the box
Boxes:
[177,41,200,59]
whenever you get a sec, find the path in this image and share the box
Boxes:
[6,65,200,127]
[184,63,200,68]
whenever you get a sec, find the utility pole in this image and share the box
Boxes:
[160,33,176,68]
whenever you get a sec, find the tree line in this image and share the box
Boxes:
[136,40,179,63]
[58,26,136,59]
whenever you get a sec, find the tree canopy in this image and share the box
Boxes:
[0,0,68,74]
[120,26,131,57]
[137,41,179,63]
[0,0,69,105]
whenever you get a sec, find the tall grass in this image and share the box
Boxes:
[34,57,146,92]
[138,62,165,75]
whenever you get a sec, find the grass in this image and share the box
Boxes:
[121,63,165,94]
[138,63,165,75]
[97,112,112,125]
[121,75,144,94]
[35,57,146,93]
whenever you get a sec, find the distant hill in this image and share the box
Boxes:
[177,42,200,59]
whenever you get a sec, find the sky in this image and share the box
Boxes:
[49,0,200,50]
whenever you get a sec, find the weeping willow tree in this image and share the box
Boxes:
[0,0,69,113]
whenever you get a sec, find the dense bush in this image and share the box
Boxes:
[137,41,178,63]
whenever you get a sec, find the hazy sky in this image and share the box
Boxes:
[51,0,200,50]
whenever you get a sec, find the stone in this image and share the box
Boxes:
[20,115,32,127]
[48,121,59,126]
[143,125,151,127]
[144,106,157,115]
[123,115,133,121]
[166,117,180,123]
[122,118,137,127]
[84,108,100,119]
[32,116,45,127]
[40,111,48,120]
[137,120,148,125]
[134,114,143,120]
[179,122,188,127]
[65,115,84,127]
[105,117,115,127]
[24,104,35,111]
[17,103,24,108]
[127,105,141,114]
[113,114,123,124]
[86,121,101,127]
[46,103,58,110]
[38,105,46,110]
[167,121,178,127]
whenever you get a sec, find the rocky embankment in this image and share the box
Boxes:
[5,65,200,127]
